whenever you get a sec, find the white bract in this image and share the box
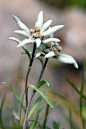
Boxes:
[9,11,64,48]
[9,11,78,69]
[35,51,78,69]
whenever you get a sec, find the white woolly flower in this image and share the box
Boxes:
[9,11,64,48]
[35,41,78,69]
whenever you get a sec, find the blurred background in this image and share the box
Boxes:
[0,0,86,128]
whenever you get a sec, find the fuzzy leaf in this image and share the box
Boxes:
[45,51,55,58]
[37,80,50,89]
[57,53,78,69]
[43,38,60,44]
[37,56,44,68]
[36,38,41,48]
[8,37,31,60]
[41,20,52,33]
[28,96,42,120]
[35,11,43,29]
[35,52,45,58]
[17,39,35,47]
[14,30,29,37]
[43,25,64,36]
[3,82,26,112]
[13,15,30,35]
[28,85,54,108]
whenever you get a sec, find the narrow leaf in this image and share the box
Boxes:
[41,20,52,33]
[37,56,44,68]
[37,80,50,89]
[28,85,54,108]
[43,38,60,44]
[57,53,78,69]
[35,11,43,29]
[80,56,86,115]
[28,96,43,120]
[43,25,64,36]
[0,96,6,127]
[13,15,30,35]
[67,79,86,100]
[8,37,31,60]
[14,30,29,37]
[3,82,26,112]
[29,106,44,129]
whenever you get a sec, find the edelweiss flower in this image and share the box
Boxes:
[35,40,78,69]
[9,11,64,48]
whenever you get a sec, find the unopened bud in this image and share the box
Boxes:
[55,51,59,57]
[57,46,62,51]
[52,47,57,52]
[35,27,40,32]
[42,48,50,54]
[46,43,51,48]
[30,29,35,33]
[33,33,39,38]
[40,34,44,38]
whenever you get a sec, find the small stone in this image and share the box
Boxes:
[34,27,40,32]
[30,29,35,33]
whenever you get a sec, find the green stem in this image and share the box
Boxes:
[25,43,36,109]
[24,58,49,129]
[24,43,36,129]
[42,104,49,129]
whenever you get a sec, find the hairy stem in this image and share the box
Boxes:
[42,104,49,129]
[24,58,49,129]
[24,43,36,129]
[25,43,36,109]
[36,58,49,85]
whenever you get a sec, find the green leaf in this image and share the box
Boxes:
[80,56,86,115]
[67,79,86,100]
[29,106,44,129]
[45,127,51,129]
[28,95,43,120]
[37,80,50,89]
[52,121,60,129]
[37,56,44,68]
[0,96,6,127]
[8,37,31,61]
[3,82,26,112]
[28,85,54,108]
[57,53,78,69]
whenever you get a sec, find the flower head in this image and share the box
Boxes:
[9,11,78,69]
[9,11,64,48]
